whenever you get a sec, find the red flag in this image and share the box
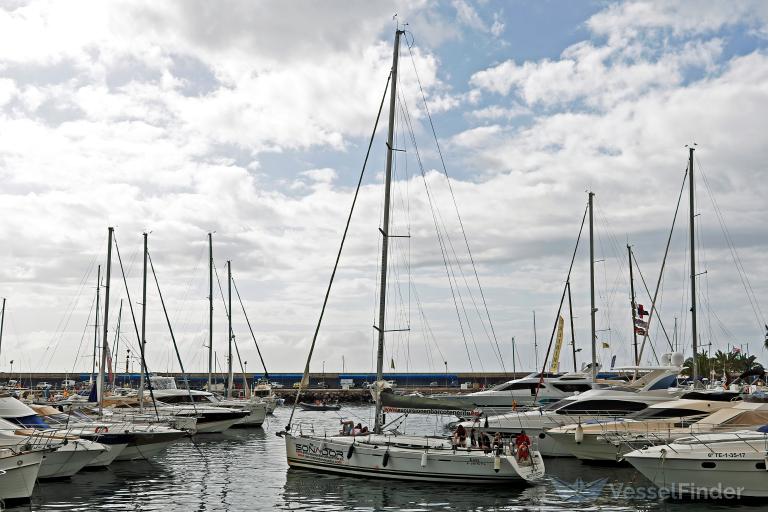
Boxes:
[637,304,649,317]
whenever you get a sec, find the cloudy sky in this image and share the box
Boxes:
[1,0,767,378]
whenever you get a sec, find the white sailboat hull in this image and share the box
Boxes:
[284,433,545,483]
[0,449,44,500]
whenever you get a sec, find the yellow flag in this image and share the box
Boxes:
[550,316,565,373]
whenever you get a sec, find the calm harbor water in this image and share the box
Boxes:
[6,405,768,511]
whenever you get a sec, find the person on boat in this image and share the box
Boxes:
[515,430,531,461]
[492,432,503,455]
[360,425,369,434]
[353,423,363,435]
[469,428,477,448]
[480,432,492,453]
[453,424,467,447]
[341,420,354,435]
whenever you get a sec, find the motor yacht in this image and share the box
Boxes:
[545,394,741,461]
[0,444,46,502]
[431,372,595,412]
[458,354,685,456]
[0,397,106,478]
[625,430,768,498]
[150,389,252,432]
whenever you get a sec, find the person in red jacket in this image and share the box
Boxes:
[515,430,531,461]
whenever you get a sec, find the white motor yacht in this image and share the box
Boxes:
[625,430,768,498]
[548,394,768,461]
[431,372,595,412]
[252,380,280,414]
[458,355,685,456]
[0,445,46,502]
[545,394,741,461]
[0,398,106,478]
[150,389,251,432]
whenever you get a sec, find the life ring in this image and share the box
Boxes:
[95,426,109,433]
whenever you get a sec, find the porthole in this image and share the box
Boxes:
[701,462,716,469]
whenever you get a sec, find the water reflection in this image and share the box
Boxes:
[3,406,765,511]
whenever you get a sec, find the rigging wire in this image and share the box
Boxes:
[404,33,506,373]
[112,233,159,419]
[146,249,198,414]
[696,155,766,334]
[231,276,270,378]
[284,71,392,432]
[637,167,688,364]
[397,96,477,371]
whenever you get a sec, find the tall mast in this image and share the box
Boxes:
[0,298,6,365]
[208,233,213,391]
[227,260,233,399]
[533,310,538,370]
[98,227,113,413]
[688,147,698,385]
[113,299,123,380]
[628,245,639,366]
[566,281,577,372]
[138,233,148,411]
[373,29,403,434]
[91,265,101,385]
[589,192,597,381]
[511,337,516,375]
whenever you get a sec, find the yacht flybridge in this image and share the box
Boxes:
[279,29,545,484]
[430,371,595,412]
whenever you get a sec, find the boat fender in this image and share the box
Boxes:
[538,432,545,439]
[493,455,501,473]
[764,456,768,471]
[420,451,427,468]
[382,450,390,467]
[347,444,355,459]
[574,424,584,444]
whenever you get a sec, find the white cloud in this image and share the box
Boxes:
[1,1,767,374]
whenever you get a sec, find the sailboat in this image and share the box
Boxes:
[279,29,545,483]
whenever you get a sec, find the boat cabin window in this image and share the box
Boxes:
[489,382,544,393]
[628,408,711,420]
[555,400,647,415]
[551,383,592,393]
[159,394,216,404]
